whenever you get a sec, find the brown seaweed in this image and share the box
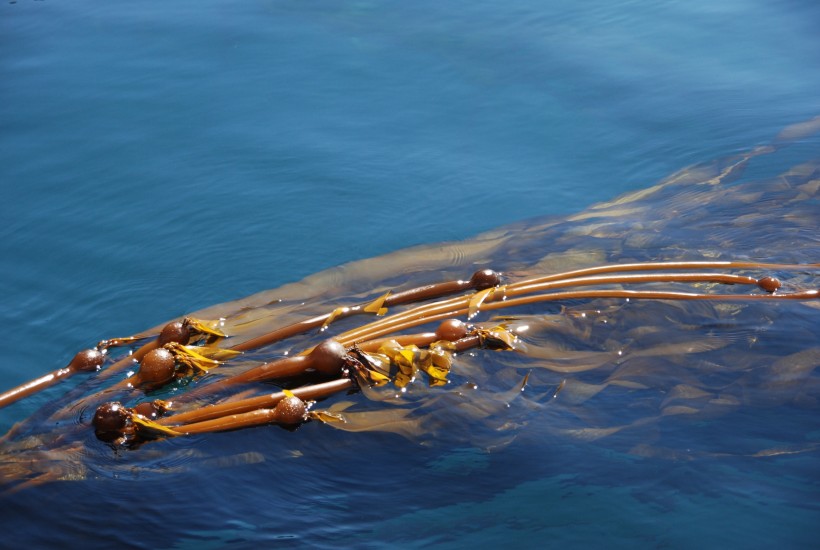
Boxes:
[0,118,818,492]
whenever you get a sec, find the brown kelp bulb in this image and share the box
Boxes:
[470,269,500,290]
[133,401,162,420]
[757,276,781,293]
[436,319,468,342]
[93,401,128,434]
[69,348,105,372]
[273,395,307,425]
[138,348,176,387]
[309,339,346,376]
[158,321,191,346]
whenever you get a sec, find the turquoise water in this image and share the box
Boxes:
[2,1,819,548]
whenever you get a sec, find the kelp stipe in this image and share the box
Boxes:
[1,118,818,492]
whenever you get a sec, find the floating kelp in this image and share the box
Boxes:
[0,119,818,492]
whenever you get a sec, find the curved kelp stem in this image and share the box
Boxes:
[0,258,816,494]
[0,262,802,413]
[3,263,815,417]
[0,272,498,417]
[229,268,500,352]
[78,264,819,444]
[0,350,104,409]
[136,267,790,410]
[93,272,818,446]
[3,116,820,492]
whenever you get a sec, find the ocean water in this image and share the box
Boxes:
[1,1,819,548]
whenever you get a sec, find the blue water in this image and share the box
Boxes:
[2,0,819,548]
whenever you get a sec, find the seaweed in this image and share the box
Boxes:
[1,118,818,493]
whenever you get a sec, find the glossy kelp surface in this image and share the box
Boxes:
[1,124,818,547]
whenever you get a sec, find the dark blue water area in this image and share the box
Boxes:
[2,0,820,548]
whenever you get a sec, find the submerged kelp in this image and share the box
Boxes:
[0,120,818,493]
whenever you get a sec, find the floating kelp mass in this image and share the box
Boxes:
[1,119,818,492]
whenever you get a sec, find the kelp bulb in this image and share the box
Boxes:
[436,319,468,342]
[158,321,191,346]
[470,269,500,290]
[309,339,346,375]
[758,276,781,293]
[69,349,105,372]
[273,395,307,425]
[93,401,128,434]
[138,348,176,387]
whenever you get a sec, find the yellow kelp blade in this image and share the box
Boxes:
[468,285,506,319]
[659,384,712,409]
[629,337,730,358]
[390,346,418,388]
[363,291,391,316]
[320,307,350,330]
[360,367,391,387]
[476,325,517,350]
[430,372,530,420]
[350,350,392,387]
[418,346,453,387]
[185,317,227,339]
[321,402,426,438]
[165,343,224,373]
[308,410,346,423]
[187,346,242,361]
[551,379,610,406]
[379,341,418,388]
[375,340,454,387]
[131,414,183,438]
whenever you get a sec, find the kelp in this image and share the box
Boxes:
[0,118,818,492]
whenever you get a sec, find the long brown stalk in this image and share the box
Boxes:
[151,267,814,422]
[1,260,816,451]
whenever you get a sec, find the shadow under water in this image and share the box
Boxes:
[1,119,818,548]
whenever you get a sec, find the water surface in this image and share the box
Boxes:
[1,1,819,548]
